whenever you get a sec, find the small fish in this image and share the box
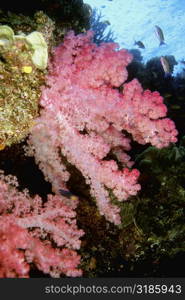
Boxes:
[103,20,111,26]
[160,56,170,77]
[59,189,78,201]
[155,25,165,46]
[134,40,145,49]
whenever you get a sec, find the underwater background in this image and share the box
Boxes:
[0,0,185,278]
[86,0,185,76]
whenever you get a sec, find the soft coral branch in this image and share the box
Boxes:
[27,30,177,225]
[0,172,84,277]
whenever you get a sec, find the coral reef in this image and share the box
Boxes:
[0,0,184,278]
[0,0,91,40]
[0,171,84,277]
[89,8,116,45]
[0,25,47,148]
[26,30,177,226]
[0,1,92,150]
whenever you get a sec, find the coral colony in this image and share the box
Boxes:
[0,31,177,277]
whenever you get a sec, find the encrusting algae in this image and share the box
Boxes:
[0,4,91,150]
[0,25,47,149]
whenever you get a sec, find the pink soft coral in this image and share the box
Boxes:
[27,31,177,225]
[0,172,84,277]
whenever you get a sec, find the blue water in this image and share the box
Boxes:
[85,0,185,75]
